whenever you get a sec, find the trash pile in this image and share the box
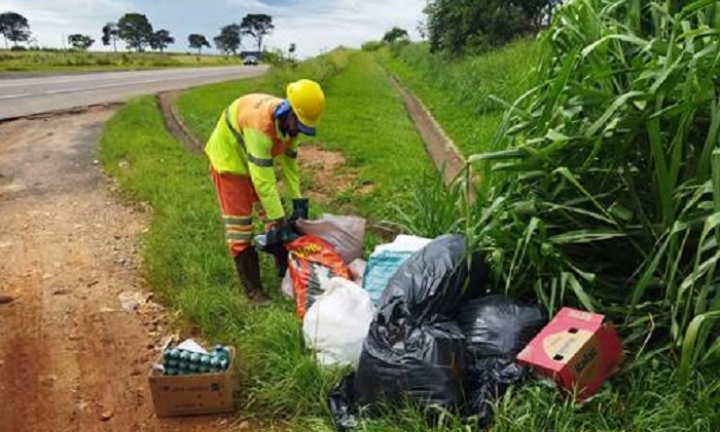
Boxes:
[259,208,623,430]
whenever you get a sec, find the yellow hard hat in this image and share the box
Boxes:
[286,79,325,136]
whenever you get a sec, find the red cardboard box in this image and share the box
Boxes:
[517,308,622,401]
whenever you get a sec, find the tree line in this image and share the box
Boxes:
[0,10,276,55]
[372,1,563,56]
[423,0,563,55]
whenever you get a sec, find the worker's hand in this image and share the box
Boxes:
[264,217,296,245]
[265,217,287,232]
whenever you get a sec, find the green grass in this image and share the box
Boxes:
[376,40,540,157]
[0,49,243,72]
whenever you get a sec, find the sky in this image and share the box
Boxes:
[1,0,427,58]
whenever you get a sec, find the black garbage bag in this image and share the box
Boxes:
[328,372,358,432]
[327,239,547,431]
[457,295,548,428]
[462,250,491,302]
[355,235,469,408]
[462,357,529,427]
[356,321,467,407]
[458,295,549,357]
[376,234,468,322]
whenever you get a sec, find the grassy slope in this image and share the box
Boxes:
[376,40,539,157]
[0,49,242,72]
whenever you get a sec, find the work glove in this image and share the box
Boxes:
[265,218,297,245]
[288,198,309,225]
[261,218,299,278]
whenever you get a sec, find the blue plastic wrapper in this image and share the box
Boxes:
[361,250,415,305]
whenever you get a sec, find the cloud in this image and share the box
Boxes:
[226,0,426,56]
[2,0,132,47]
[1,0,425,57]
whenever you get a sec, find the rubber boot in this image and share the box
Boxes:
[234,249,271,305]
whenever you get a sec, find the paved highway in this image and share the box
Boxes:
[0,66,268,120]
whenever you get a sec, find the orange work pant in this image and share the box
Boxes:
[210,167,266,257]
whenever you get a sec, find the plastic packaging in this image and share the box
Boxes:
[347,259,366,285]
[296,214,366,264]
[286,234,351,320]
[281,270,294,299]
[361,235,432,305]
[303,278,375,369]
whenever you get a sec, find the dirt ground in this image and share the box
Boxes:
[0,108,234,432]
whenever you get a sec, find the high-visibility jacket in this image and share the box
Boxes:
[205,94,301,221]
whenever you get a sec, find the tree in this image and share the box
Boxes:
[213,24,241,55]
[117,13,153,52]
[188,34,210,54]
[240,14,274,52]
[0,12,31,49]
[68,34,95,50]
[382,27,409,43]
[424,0,556,55]
[416,19,427,40]
[102,22,119,52]
[150,29,174,52]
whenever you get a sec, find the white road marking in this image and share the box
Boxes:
[0,67,251,89]
[0,69,255,100]
[0,93,32,100]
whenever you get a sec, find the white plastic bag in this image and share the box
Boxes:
[303,278,375,369]
[296,214,366,264]
[371,235,433,256]
[348,259,367,285]
[281,270,294,299]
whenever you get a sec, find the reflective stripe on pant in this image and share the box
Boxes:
[210,166,261,257]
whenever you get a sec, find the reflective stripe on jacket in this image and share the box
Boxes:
[204,94,301,220]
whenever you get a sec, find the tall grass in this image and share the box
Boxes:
[453,0,720,381]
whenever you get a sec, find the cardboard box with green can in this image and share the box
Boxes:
[516,308,622,401]
[148,346,237,418]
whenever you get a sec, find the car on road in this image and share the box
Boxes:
[243,56,258,66]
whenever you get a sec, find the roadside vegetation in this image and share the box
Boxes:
[390,0,720,429]
[99,0,720,430]
[0,10,295,72]
[0,49,243,72]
